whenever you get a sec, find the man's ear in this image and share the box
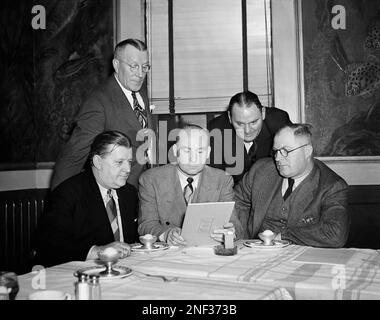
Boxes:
[227,111,232,124]
[261,107,266,120]
[172,144,179,157]
[206,145,211,159]
[92,155,102,170]
[112,58,119,74]
[305,144,313,159]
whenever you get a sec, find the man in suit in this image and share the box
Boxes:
[138,125,242,246]
[233,123,350,247]
[37,131,139,267]
[208,91,291,185]
[51,38,155,190]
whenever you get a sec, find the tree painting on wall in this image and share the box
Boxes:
[303,0,380,157]
[0,0,114,165]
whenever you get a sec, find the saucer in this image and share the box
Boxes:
[74,265,133,280]
[131,242,169,252]
[243,239,291,249]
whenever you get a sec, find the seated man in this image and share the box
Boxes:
[208,91,291,185]
[36,131,139,267]
[138,124,242,245]
[233,123,350,247]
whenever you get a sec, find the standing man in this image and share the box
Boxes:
[37,131,139,267]
[233,124,350,247]
[208,91,291,185]
[138,125,242,246]
[51,38,155,190]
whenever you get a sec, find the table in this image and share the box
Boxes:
[16,241,380,300]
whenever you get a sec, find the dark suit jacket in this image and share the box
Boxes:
[37,170,139,267]
[207,107,291,184]
[233,158,350,248]
[138,164,241,237]
[51,75,156,190]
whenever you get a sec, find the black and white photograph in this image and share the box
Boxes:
[1,0,380,307]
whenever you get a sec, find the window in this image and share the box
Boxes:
[146,0,272,114]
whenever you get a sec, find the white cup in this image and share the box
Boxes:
[28,290,71,300]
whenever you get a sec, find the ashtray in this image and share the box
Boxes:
[214,244,238,256]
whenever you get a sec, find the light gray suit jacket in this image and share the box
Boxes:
[138,164,240,237]
[233,158,350,247]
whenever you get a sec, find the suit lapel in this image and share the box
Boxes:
[107,76,143,132]
[83,170,114,240]
[288,165,319,225]
[255,121,272,158]
[252,167,282,236]
[192,167,214,203]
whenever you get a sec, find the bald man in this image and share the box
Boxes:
[138,124,242,246]
[233,123,350,248]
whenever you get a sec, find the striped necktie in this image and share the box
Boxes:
[106,190,120,241]
[183,177,194,205]
[131,91,147,128]
[283,178,295,201]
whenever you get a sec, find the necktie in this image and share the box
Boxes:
[131,91,147,128]
[183,177,194,205]
[283,178,295,201]
[106,190,120,241]
[247,141,257,164]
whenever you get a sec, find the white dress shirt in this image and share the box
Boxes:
[114,74,145,110]
[281,166,313,197]
[86,183,124,260]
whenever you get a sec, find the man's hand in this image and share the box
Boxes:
[164,227,187,246]
[211,222,236,243]
[93,241,131,259]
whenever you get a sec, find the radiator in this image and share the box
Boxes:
[0,193,46,274]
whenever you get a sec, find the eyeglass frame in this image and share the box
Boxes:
[271,144,309,158]
[117,59,151,73]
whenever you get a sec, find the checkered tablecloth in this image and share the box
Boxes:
[16,242,380,300]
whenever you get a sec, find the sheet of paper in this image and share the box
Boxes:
[181,202,235,246]
[292,247,356,265]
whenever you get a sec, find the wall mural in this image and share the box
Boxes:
[0,0,114,165]
[303,0,380,157]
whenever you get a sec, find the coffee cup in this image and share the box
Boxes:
[28,290,71,300]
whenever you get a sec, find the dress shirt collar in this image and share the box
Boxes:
[281,164,314,195]
[113,74,145,110]
[243,141,253,152]
[176,167,200,190]
[96,182,118,204]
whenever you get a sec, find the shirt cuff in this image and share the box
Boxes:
[86,245,98,260]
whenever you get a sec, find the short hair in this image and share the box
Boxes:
[227,91,263,114]
[278,123,313,142]
[88,131,132,166]
[176,124,210,144]
[114,39,147,59]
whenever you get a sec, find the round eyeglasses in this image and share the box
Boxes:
[118,59,151,73]
[271,144,309,158]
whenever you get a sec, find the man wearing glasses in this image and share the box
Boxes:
[51,39,155,190]
[233,123,350,247]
